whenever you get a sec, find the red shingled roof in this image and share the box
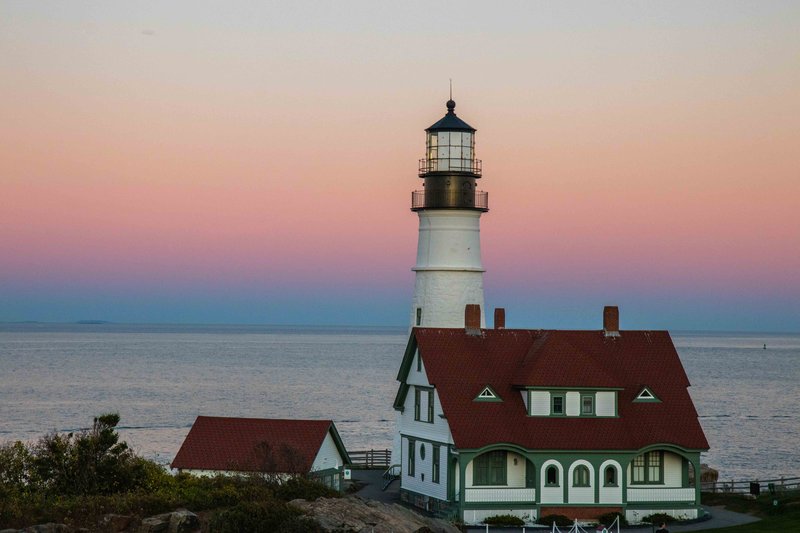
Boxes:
[412,328,709,452]
[171,417,340,472]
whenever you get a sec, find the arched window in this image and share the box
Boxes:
[545,465,559,486]
[573,465,590,487]
[631,451,663,484]
[604,465,617,486]
[473,451,507,486]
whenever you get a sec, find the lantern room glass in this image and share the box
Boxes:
[426,130,474,172]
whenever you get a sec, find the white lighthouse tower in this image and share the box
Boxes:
[409,98,488,329]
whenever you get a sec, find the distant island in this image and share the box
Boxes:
[75,320,112,325]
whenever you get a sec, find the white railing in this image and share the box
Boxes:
[465,487,535,503]
[627,487,695,502]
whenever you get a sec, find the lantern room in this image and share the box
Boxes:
[413,99,487,212]
[420,99,480,175]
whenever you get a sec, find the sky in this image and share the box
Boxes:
[1,1,798,331]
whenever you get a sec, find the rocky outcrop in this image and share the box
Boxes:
[0,510,199,533]
[0,525,83,533]
[137,510,199,533]
[290,496,460,533]
[99,514,135,533]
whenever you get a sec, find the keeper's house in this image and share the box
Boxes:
[171,416,350,490]
[394,306,709,525]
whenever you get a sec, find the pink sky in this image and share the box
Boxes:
[1,2,798,330]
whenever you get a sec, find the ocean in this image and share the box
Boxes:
[0,324,797,483]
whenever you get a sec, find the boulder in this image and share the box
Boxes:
[290,496,460,533]
[100,514,135,533]
[168,510,199,533]
[22,525,72,533]
[138,513,171,533]
[136,510,199,533]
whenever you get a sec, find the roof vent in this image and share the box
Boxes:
[465,304,481,335]
[494,308,505,329]
[603,306,620,337]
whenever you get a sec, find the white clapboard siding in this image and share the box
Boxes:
[627,487,695,502]
[311,431,343,472]
[465,487,535,503]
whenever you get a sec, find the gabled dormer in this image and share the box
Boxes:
[474,385,502,402]
[634,386,661,402]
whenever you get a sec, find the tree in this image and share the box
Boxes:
[21,413,147,497]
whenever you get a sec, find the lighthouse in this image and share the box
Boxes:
[409,99,488,329]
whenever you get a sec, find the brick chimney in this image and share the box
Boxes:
[603,306,620,337]
[494,308,505,329]
[465,304,481,334]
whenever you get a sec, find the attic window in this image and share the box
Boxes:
[475,385,502,402]
[634,387,661,402]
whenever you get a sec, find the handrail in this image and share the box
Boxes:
[382,464,401,491]
[419,158,482,176]
[348,448,391,469]
[701,475,800,493]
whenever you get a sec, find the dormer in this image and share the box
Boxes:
[523,388,620,417]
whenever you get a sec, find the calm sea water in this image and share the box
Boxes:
[1,324,797,482]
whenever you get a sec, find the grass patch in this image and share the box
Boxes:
[694,490,800,532]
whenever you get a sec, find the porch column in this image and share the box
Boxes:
[458,452,472,519]
[693,454,702,507]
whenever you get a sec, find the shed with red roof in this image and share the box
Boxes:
[172,416,350,490]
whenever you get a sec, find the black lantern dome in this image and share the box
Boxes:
[426,99,475,132]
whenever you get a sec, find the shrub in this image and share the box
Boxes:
[537,514,573,527]
[597,511,627,527]
[209,500,322,532]
[275,476,339,502]
[641,512,673,525]
[483,514,525,526]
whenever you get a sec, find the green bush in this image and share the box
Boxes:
[483,513,525,526]
[641,512,672,525]
[209,500,321,532]
[0,415,338,530]
[597,511,627,527]
[538,513,573,527]
[275,476,339,502]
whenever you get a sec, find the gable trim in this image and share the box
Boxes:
[326,422,352,465]
[474,385,502,402]
[393,332,419,411]
[634,386,661,402]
